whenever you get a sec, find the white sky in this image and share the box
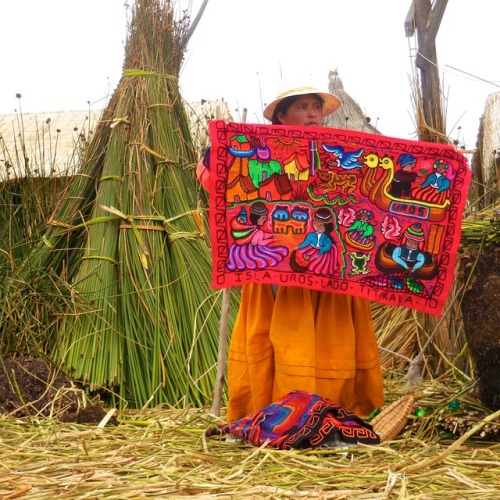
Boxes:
[1,0,499,149]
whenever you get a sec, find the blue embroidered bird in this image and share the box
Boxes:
[322,144,364,169]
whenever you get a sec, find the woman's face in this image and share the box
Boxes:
[277,95,324,126]
[312,219,325,232]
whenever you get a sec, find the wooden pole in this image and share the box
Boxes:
[409,0,448,143]
[180,0,210,53]
[211,105,249,417]
[211,287,231,416]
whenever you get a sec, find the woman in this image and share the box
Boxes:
[227,201,288,271]
[293,208,339,276]
[198,83,384,420]
[345,208,376,250]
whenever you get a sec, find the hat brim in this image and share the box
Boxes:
[263,89,341,122]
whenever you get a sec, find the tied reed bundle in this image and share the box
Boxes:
[371,392,415,442]
[20,0,236,408]
[436,409,500,440]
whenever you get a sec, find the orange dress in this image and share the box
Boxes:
[226,283,384,422]
[196,158,384,422]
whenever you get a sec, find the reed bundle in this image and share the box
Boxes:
[461,203,500,245]
[371,391,415,442]
[18,0,237,408]
[436,409,500,440]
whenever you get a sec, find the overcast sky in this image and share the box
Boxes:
[1,0,499,149]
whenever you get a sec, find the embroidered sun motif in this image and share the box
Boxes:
[268,136,304,155]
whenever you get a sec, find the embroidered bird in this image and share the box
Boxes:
[322,144,364,169]
[379,155,394,170]
[363,152,379,168]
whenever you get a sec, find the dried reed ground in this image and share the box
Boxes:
[1,374,499,499]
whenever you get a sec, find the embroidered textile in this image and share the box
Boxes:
[208,121,470,316]
[206,390,380,449]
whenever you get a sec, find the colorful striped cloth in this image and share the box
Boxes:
[206,390,380,449]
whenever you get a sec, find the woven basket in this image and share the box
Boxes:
[371,392,415,442]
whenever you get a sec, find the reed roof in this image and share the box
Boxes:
[324,69,381,134]
[0,109,101,178]
[0,98,232,179]
[474,92,500,186]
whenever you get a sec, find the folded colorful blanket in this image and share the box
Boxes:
[206,390,380,449]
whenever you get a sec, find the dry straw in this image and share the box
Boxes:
[1,373,499,499]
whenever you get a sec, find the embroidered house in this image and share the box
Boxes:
[283,151,311,182]
[226,173,258,203]
[228,134,253,156]
[258,173,293,201]
[272,206,308,235]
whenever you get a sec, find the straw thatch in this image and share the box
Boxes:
[472,92,500,206]
[186,98,232,152]
[0,109,100,178]
[324,70,381,134]
[0,98,231,179]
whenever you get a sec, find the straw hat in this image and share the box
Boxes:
[263,81,341,122]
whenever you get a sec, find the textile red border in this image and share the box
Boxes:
[208,120,470,316]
